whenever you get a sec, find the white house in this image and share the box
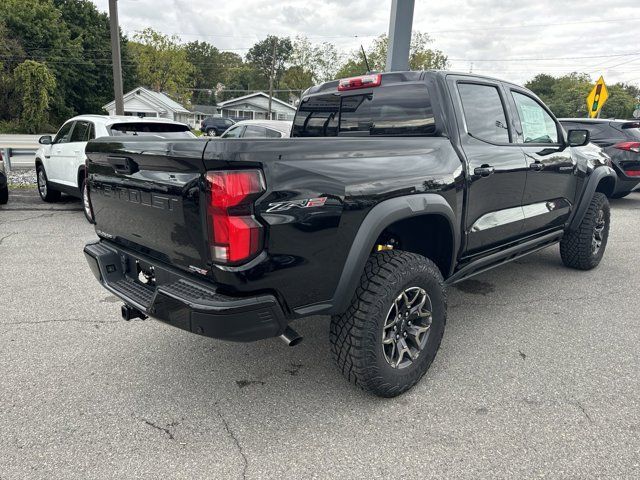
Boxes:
[103,87,205,129]
[218,92,297,120]
[104,88,297,128]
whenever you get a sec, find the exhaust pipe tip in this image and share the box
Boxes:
[279,326,303,347]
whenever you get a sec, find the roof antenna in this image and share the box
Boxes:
[361,45,371,73]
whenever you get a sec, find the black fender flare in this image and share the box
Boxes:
[567,166,616,232]
[316,194,459,316]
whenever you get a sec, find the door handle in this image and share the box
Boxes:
[474,165,495,177]
[107,156,138,175]
[530,162,544,171]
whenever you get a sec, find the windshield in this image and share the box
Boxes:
[292,83,436,138]
[109,122,195,139]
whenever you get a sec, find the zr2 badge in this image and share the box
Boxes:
[266,197,328,213]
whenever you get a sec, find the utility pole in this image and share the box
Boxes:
[267,38,277,120]
[386,0,415,72]
[109,0,124,115]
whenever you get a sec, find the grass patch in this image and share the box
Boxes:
[9,183,37,189]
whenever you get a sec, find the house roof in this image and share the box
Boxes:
[218,92,296,111]
[191,104,219,115]
[103,87,190,114]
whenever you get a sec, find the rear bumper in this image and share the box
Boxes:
[83,240,288,342]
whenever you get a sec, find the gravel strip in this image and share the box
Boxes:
[8,168,37,187]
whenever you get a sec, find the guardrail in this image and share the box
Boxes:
[0,135,43,172]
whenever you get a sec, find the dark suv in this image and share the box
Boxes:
[200,117,235,137]
[560,119,640,198]
[0,149,8,205]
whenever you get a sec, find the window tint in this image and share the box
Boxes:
[512,92,558,144]
[222,126,244,138]
[457,83,510,144]
[243,126,267,138]
[70,121,90,143]
[293,94,340,137]
[88,122,95,140]
[109,122,194,138]
[265,128,282,138]
[54,122,74,144]
[292,84,436,137]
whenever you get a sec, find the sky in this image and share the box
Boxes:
[91,0,640,89]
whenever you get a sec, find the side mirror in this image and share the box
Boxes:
[567,129,590,147]
[39,135,53,145]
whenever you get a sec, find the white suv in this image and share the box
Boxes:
[35,115,196,221]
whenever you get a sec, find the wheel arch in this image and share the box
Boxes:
[77,164,86,189]
[568,166,616,232]
[327,194,459,316]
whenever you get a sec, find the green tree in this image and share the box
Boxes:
[130,28,195,104]
[13,60,56,133]
[246,35,293,88]
[525,73,638,118]
[336,32,448,78]
[185,40,223,105]
[53,0,137,114]
[289,36,339,84]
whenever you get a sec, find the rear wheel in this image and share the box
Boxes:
[36,165,61,203]
[560,192,610,270]
[330,250,446,398]
[206,128,217,137]
[81,178,93,223]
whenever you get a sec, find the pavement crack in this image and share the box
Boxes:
[215,402,248,480]
[142,419,176,440]
[518,350,526,360]
[0,232,16,245]
[574,401,593,424]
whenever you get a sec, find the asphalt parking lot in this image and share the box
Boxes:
[1,187,639,479]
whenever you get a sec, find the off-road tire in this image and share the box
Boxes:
[0,184,8,205]
[36,164,61,202]
[329,250,446,398]
[560,192,610,270]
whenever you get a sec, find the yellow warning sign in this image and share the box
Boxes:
[587,76,609,118]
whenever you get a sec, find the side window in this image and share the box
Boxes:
[457,83,510,144]
[224,119,234,126]
[265,128,282,138]
[69,121,90,143]
[54,122,74,144]
[511,91,559,144]
[87,122,95,141]
[243,126,268,139]
[222,126,244,138]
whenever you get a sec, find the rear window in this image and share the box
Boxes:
[292,84,436,137]
[109,122,194,139]
[621,122,640,140]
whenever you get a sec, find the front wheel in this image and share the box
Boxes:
[560,192,610,270]
[36,165,61,203]
[330,250,447,398]
[0,184,8,205]
[206,128,217,137]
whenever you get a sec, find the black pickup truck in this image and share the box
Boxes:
[84,71,616,397]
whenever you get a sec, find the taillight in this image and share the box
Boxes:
[625,169,640,177]
[338,73,382,91]
[614,142,640,153]
[206,170,265,264]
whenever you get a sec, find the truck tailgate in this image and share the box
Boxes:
[86,138,209,273]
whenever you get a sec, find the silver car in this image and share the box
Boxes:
[220,120,293,139]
